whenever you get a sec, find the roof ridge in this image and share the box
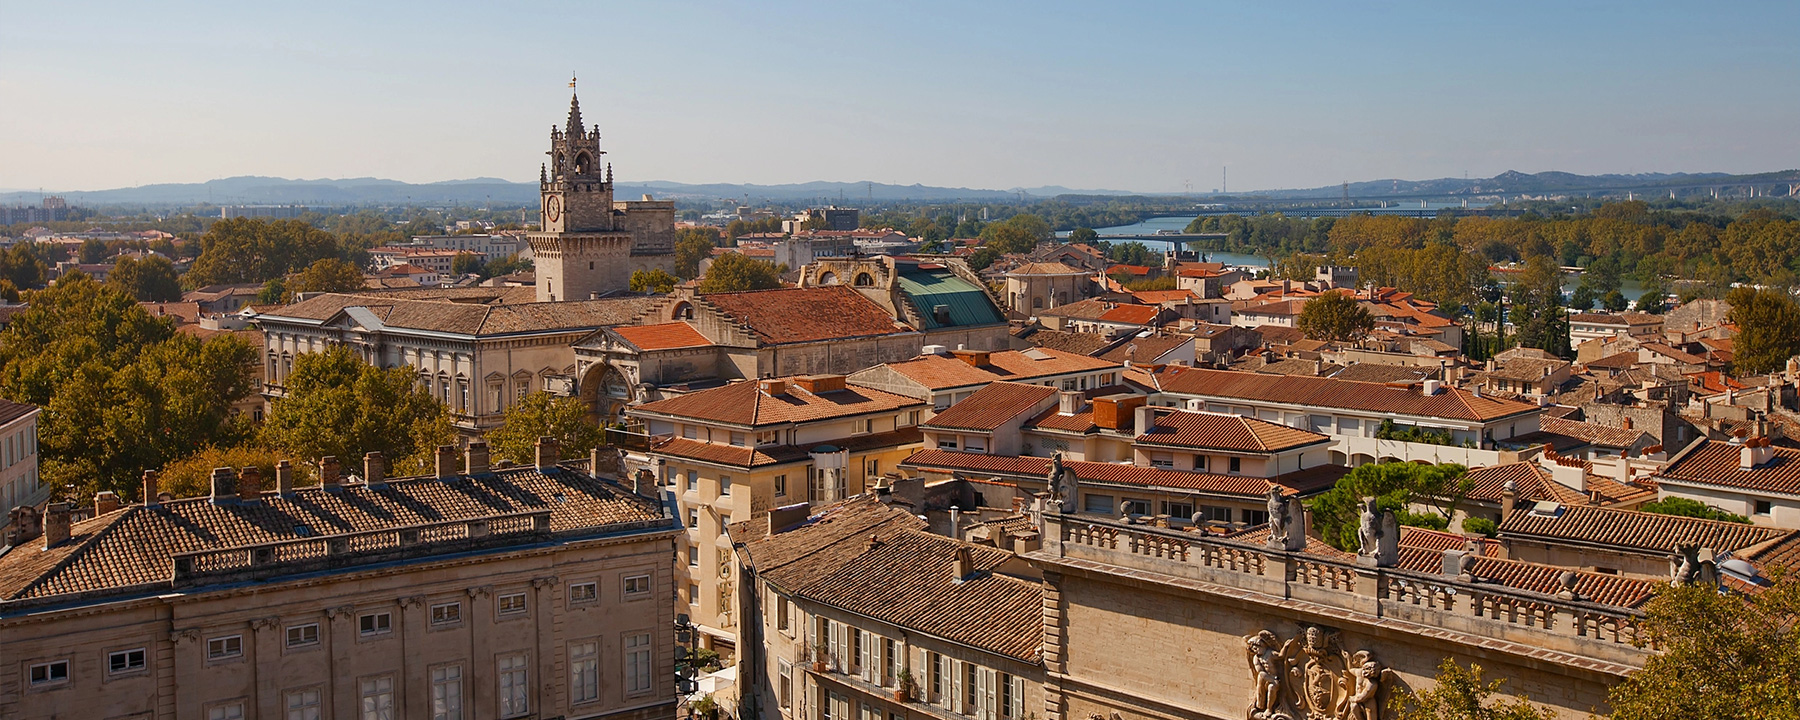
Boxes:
[7,506,137,601]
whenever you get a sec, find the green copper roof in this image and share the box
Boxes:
[896,268,1006,330]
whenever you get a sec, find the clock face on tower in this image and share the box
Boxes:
[544,195,562,224]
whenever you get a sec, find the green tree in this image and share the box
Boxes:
[157,445,313,499]
[1390,658,1556,720]
[260,346,450,474]
[1640,496,1751,524]
[485,392,606,465]
[1511,256,1570,358]
[967,246,1002,271]
[630,268,678,294]
[287,257,366,297]
[106,255,183,302]
[673,228,719,279]
[698,252,783,293]
[256,278,287,305]
[186,218,343,286]
[1568,285,1597,312]
[1600,289,1628,312]
[980,214,1051,254]
[451,251,486,277]
[1460,516,1497,537]
[1725,286,1800,374]
[79,238,108,264]
[1069,227,1099,245]
[1107,241,1163,267]
[0,244,49,289]
[1306,462,1471,552]
[1296,292,1375,342]
[1603,573,1800,720]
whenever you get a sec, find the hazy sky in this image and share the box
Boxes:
[3,1,1796,193]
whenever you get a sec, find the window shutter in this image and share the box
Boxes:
[860,631,873,682]
[1010,674,1026,719]
[975,667,991,720]
[951,661,965,714]
[937,654,952,707]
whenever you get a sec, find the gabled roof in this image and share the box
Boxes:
[649,428,922,469]
[1154,367,1539,423]
[922,382,1057,431]
[0,466,667,604]
[633,378,923,427]
[1659,440,1800,496]
[1005,261,1088,276]
[611,322,712,351]
[0,399,39,426]
[1096,304,1163,325]
[1238,299,1308,317]
[701,286,910,345]
[1017,328,1113,355]
[261,293,657,336]
[901,449,1347,498]
[1497,503,1790,556]
[873,349,1120,391]
[735,496,1043,663]
[1134,410,1328,453]
[1095,334,1191,364]
[1132,290,1199,304]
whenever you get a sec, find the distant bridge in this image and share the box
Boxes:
[1094,232,1229,243]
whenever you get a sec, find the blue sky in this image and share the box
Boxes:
[2,1,1795,193]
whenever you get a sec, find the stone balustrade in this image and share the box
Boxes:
[170,510,564,585]
[1043,513,1653,667]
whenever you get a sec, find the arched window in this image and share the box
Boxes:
[818,272,839,286]
[1033,297,1044,309]
[671,301,695,320]
[574,152,591,175]
[853,272,874,287]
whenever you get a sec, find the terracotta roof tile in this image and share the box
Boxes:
[1155,367,1539,423]
[1134,410,1328,453]
[701,286,909,344]
[1005,262,1088,276]
[876,349,1120,391]
[612,322,712,351]
[923,382,1057,431]
[634,379,925,428]
[901,450,1345,498]
[1659,440,1800,496]
[1538,417,1650,450]
[1018,328,1113,355]
[1394,547,1660,608]
[1498,503,1789,556]
[1096,335,1190,364]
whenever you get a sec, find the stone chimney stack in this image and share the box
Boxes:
[1500,478,1518,521]
[94,491,121,516]
[275,460,295,497]
[535,436,559,470]
[589,446,603,477]
[209,467,237,504]
[142,470,161,507]
[42,502,71,549]
[950,545,974,582]
[238,467,263,503]
[467,441,491,476]
[364,452,386,488]
[320,456,342,491]
[435,444,458,479]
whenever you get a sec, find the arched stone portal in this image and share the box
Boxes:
[580,363,635,423]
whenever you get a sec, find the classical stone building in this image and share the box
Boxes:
[0,441,680,720]
[0,399,41,526]
[530,81,676,302]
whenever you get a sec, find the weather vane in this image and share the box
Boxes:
[569,73,577,89]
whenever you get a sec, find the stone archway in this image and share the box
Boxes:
[580,363,634,423]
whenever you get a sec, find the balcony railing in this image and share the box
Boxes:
[170,510,555,585]
[1041,513,1652,667]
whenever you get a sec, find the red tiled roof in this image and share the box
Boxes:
[922,382,1057,431]
[633,378,924,427]
[612,322,711,351]
[1394,547,1659,608]
[650,428,922,469]
[874,349,1119,391]
[1154,367,1539,423]
[1659,440,1800,496]
[1006,262,1088,276]
[1539,417,1649,450]
[1132,290,1199,304]
[901,450,1346,498]
[1239,299,1308,317]
[1134,410,1328,453]
[701,286,909,344]
[1498,502,1790,555]
[1097,304,1161,325]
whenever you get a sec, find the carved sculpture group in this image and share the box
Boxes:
[1243,625,1387,720]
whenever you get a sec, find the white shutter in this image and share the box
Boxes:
[951,661,965,714]
[937,654,952,707]
[976,667,992,720]
[859,631,874,682]
[828,622,843,671]
[1010,674,1026,719]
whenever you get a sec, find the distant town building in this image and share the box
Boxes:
[405,234,529,259]
[220,205,307,220]
[0,197,75,225]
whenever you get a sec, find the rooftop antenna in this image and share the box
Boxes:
[1222,166,1227,194]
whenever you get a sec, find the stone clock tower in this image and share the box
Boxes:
[529,77,675,302]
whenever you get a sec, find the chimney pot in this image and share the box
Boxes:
[209,467,237,504]
[435,444,458,479]
[535,436,560,470]
[238,466,263,503]
[320,456,342,490]
[42,502,71,549]
[364,452,386,487]
[275,460,295,497]
[94,491,121,516]
[142,470,161,507]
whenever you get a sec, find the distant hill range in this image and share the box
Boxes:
[5,170,1795,207]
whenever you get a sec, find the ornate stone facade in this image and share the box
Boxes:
[1242,626,1386,720]
[529,78,675,302]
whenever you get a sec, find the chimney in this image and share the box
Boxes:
[1741,440,1757,470]
[793,375,846,394]
[364,452,386,488]
[951,349,992,368]
[209,467,237,504]
[535,436,560,470]
[1134,403,1158,437]
[142,470,161,507]
[435,444,459,479]
[320,456,342,491]
[1058,390,1084,416]
[1093,395,1146,430]
[1500,479,1518,521]
[766,503,811,535]
[950,545,974,582]
[1622,416,1633,431]
[275,460,295,497]
[94,491,121,516]
[42,502,71,549]
[238,467,263,503]
[1422,379,1442,396]
[588,446,603,477]
[759,378,789,396]
[634,468,654,497]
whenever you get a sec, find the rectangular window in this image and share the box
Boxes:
[688,507,700,528]
[498,592,527,616]
[939,436,958,450]
[211,704,246,720]
[108,647,147,674]
[1229,456,1242,473]
[624,573,651,597]
[208,634,244,660]
[431,665,463,720]
[1204,505,1234,523]
[1241,508,1269,526]
[1149,452,1174,468]
[1165,501,1194,519]
[569,581,597,604]
[774,474,787,496]
[720,475,732,494]
[1083,494,1114,514]
[1195,455,1209,471]
[776,595,791,632]
[689,544,700,567]
[359,612,392,637]
[930,651,945,702]
[964,436,986,453]
[730,432,746,446]
[626,632,653,694]
[690,583,700,605]
[1756,500,1774,515]
[682,425,698,439]
[1122,499,1151,516]
[497,653,529,717]
[361,676,395,720]
[286,688,322,720]
[964,663,979,715]
[1000,673,1015,718]
[686,470,699,491]
[884,637,899,685]
[778,660,793,708]
[286,623,320,648]
[29,659,69,686]
[571,640,600,704]
[850,628,864,674]
[431,601,462,626]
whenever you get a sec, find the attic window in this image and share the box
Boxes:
[293,525,312,537]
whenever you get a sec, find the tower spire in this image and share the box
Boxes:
[566,73,584,134]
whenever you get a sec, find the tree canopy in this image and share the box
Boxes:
[106,255,183,302]
[1305,462,1471,551]
[630,268,678,294]
[259,346,452,476]
[1725,286,1800,374]
[1603,572,1800,720]
[698,252,783,293]
[979,214,1052,255]
[673,228,719,280]
[185,218,344,287]
[485,391,606,466]
[1296,291,1375,342]
[1391,659,1557,720]
[1640,496,1751,524]
[287,257,366,297]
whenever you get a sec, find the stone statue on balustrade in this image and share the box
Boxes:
[1241,625,1389,720]
[1670,544,1718,586]
[1047,451,1079,514]
[1265,485,1307,552]
[1355,497,1398,568]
